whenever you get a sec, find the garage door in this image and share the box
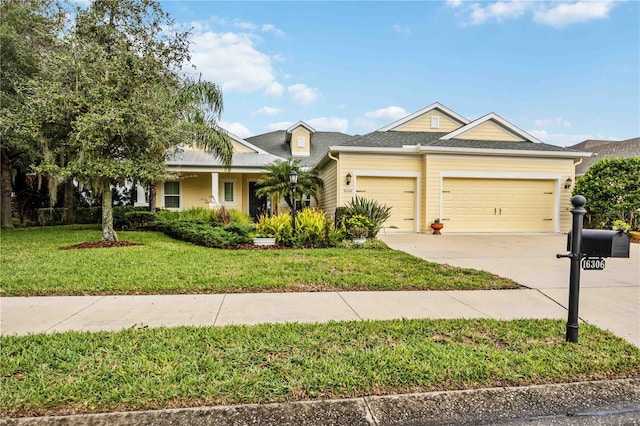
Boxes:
[355,177,416,232]
[442,178,555,233]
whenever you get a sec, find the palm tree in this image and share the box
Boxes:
[256,159,323,213]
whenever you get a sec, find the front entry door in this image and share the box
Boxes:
[248,182,267,220]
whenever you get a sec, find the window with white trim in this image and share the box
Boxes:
[297,136,305,148]
[430,116,440,129]
[164,181,180,208]
[223,181,235,203]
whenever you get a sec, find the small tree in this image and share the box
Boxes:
[573,157,640,229]
[255,159,323,213]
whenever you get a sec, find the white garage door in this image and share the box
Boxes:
[442,178,555,233]
[355,176,416,232]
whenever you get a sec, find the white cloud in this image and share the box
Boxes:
[533,1,615,27]
[261,24,284,36]
[307,117,349,133]
[233,20,258,31]
[190,31,283,95]
[451,1,617,27]
[468,1,530,25]
[221,121,252,138]
[533,117,571,128]
[264,81,285,96]
[266,121,294,131]
[364,105,408,121]
[392,24,411,35]
[287,84,319,105]
[255,106,283,116]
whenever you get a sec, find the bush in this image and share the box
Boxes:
[334,207,349,227]
[124,211,155,230]
[257,213,293,246]
[342,197,391,238]
[214,206,232,225]
[36,208,66,226]
[343,214,375,238]
[294,208,334,247]
[339,238,389,250]
[75,207,101,224]
[113,206,152,230]
[156,220,250,248]
[228,209,254,226]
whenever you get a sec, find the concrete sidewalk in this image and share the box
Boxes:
[1,288,635,345]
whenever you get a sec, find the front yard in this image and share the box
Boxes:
[0,226,518,296]
[2,318,639,417]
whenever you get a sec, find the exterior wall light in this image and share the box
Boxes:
[565,177,573,189]
[346,173,352,186]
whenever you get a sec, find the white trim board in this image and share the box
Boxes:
[378,102,469,132]
[439,113,544,144]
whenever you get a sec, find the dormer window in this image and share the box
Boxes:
[297,136,304,147]
[431,116,440,129]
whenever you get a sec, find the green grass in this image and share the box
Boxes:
[1,318,639,417]
[0,226,518,296]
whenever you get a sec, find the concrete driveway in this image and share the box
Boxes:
[379,233,640,346]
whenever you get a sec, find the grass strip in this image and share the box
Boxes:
[0,226,518,296]
[1,318,639,417]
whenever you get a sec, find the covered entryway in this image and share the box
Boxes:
[355,176,416,232]
[441,178,556,232]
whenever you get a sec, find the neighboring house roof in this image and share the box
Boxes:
[246,130,354,167]
[569,137,640,175]
[166,132,283,171]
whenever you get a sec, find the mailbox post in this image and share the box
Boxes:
[557,195,631,343]
[564,195,586,343]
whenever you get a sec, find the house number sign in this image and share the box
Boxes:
[581,257,605,270]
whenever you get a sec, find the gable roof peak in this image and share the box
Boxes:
[440,112,544,144]
[377,102,470,132]
[286,121,316,134]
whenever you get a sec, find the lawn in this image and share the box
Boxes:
[2,318,639,417]
[0,226,518,296]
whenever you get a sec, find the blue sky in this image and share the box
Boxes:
[161,1,638,145]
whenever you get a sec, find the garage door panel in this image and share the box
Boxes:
[442,178,555,233]
[356,177,416,232]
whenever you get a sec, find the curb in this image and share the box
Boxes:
[2,378,639,426]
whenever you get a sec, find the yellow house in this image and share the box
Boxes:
[152,102,589,233]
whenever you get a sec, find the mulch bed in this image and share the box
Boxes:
[60,241,143,250]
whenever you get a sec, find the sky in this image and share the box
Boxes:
[89,1,640,146]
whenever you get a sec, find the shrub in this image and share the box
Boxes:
[156,220,249,248]
[344,214,375,238]
[612,220,631,232]
[339,238,389,250]
[36,208,66,226]
[75,207,101,224]
[214,206,232,225]
[294,208,334,247]
[113,206,151,230]
[342,197,391,237]
[334,207,349,227]
[124,211,155,230]
[228,209,254,226]
[257,213,293,246]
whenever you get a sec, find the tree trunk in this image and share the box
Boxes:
[101,180,118,241]
[63,177,75,224]
[149,180,156,213]
[0,149,14,228]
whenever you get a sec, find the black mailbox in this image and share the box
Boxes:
[567,229,630,258]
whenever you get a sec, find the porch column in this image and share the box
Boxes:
[134,183,147,207]
[209,172,220,209]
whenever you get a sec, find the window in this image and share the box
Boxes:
[164,181,180,208]
[223,181,235,203]
[297,136,305,148]
[430,116,440,129]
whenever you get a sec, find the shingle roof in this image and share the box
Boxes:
[245,130,353,167]
[166,149,281,168]
[570,138,640,175]
[427,139,571,152]
[340,131,448,148]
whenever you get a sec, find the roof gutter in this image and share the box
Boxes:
[419,145,591,159]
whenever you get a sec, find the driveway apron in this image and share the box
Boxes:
[379,233,640,346]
